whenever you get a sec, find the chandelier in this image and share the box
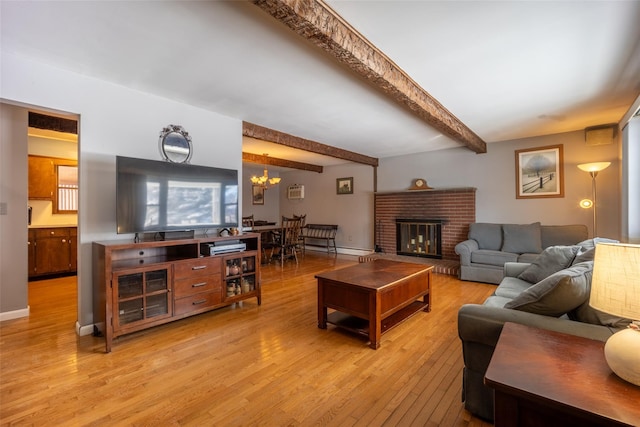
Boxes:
[250,154,281,188]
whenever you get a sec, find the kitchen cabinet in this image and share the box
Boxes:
[28,227,77,278]
[28,156,55,200]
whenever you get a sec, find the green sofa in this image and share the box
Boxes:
[457,239,628,421]
[455,222,588,284]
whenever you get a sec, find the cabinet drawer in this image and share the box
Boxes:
[174,257,221,280]
[174,276,221,298]
[174,291,222,316]
[34,228,70,239]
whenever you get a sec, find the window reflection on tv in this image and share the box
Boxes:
[116,156,238,234]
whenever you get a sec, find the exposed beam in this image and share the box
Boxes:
[243,121,378,167]
[243,151,324,173]
[252,0,487,154]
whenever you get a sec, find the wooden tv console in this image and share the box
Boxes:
[92,233,261,352]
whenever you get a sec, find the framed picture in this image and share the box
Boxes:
[336,177,353,195]
[252,185,265,205]
[515,144,564,199]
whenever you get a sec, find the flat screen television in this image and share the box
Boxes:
[116,156,238,235]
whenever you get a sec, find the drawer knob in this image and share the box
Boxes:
[192,282,207,288]
[192,265,206,270]
[192,299,207,305]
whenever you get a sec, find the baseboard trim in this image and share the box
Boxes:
[0,306,30,322]
[76,321,95,337]
[304,246,372,256]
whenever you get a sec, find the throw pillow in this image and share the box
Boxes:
[504,261,593,317]
[469,223,502,250]
[572,247,595,265]
[501,222,542,254]
[575,237,619,251]
[517,245,580,283]
[572,238,620,265]
[569,302,632,329]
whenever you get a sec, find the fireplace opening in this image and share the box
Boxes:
[396,219,444,259]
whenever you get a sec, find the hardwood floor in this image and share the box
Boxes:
[1,252,495,426]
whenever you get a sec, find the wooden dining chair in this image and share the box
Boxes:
[294,214,307,254]
[274,216,303,267]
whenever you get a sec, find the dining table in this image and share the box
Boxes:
[250,225,282,263]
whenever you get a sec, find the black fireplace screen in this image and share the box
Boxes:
[396,219,443,259]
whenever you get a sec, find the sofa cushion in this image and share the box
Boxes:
[494,277,532,299]
[471,249,518,266]
[504,261,592,316]
[483,295,512,308]
[517,253,540,263]
[469,223,503,250]
[517,245,580,284]
[501,222,542,254]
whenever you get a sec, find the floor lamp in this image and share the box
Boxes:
[577,162,610,237]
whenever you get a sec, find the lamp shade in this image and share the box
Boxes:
[577,162,611,173]
[590,242,640,320]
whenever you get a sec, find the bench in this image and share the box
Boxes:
[300,224,338,254]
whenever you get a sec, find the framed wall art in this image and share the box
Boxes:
[515,144,564,199]
[336,177,353,195]
[252,185,265,205]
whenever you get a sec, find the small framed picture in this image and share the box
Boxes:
[252,185,265,205]
[515,144,564,199]
[336,177,353,195]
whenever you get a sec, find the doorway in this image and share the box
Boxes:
[26,110,80,317]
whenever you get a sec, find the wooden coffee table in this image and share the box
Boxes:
[485,322,640,426]
[316,259,432,349]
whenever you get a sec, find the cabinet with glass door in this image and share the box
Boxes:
[223,254,259,303]
[112,265,172,333]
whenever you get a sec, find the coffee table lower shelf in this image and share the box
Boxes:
[327,300,428,339]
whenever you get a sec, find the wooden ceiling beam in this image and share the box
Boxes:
[243,151,324,173]
[243,121,379,167]
[252,0,487,154]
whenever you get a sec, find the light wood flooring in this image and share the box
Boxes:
[1,252,495,426]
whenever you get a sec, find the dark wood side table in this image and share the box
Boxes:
[485,322,640,427]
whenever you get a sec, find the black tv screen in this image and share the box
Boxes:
[116,156,238,234]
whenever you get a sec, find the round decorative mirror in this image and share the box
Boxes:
[159,124,192,163]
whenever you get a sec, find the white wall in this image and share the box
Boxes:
[0,104,29,318]
[378,130,621,240]
[1,52,242,328]
[279,162,375,252]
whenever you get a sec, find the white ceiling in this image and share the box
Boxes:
[2,1,639,168]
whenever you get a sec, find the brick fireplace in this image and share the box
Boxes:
[374,188,476,263]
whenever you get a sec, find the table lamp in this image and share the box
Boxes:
[590,242,640,386]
